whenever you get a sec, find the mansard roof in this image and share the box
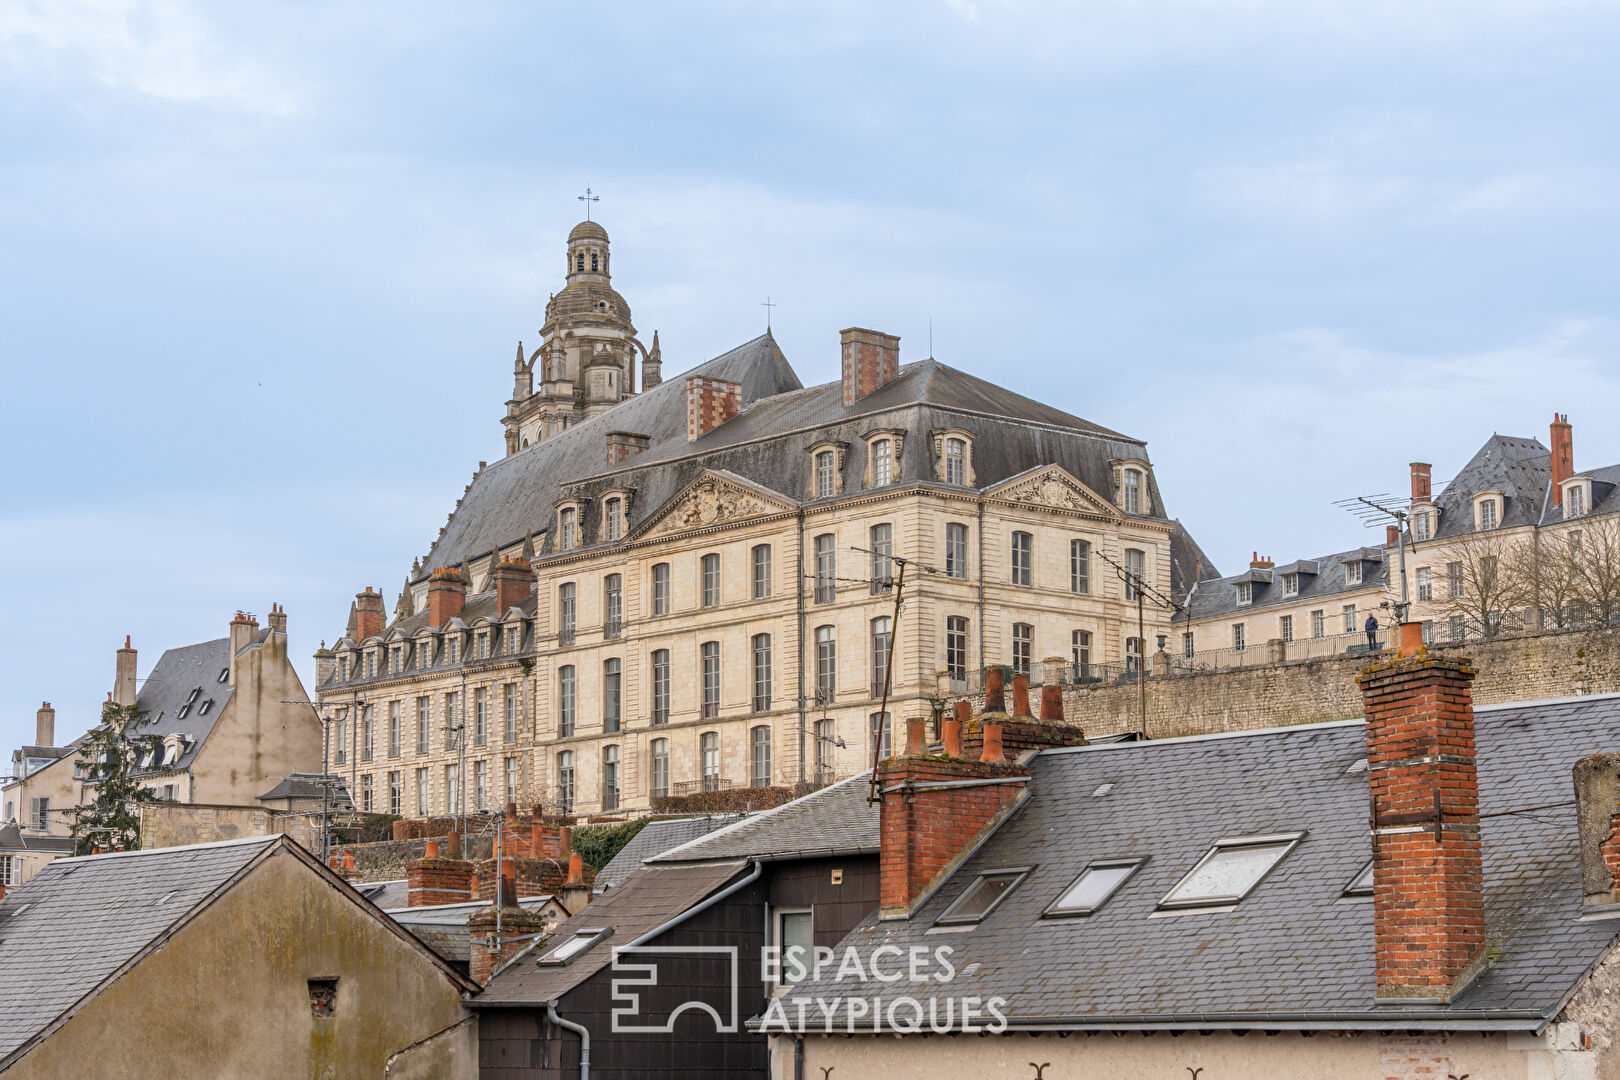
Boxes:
[1425,434,1552,539]
[1184,543,1390,621]
[129,637,237,775]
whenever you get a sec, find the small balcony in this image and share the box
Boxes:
[675,777,733,795]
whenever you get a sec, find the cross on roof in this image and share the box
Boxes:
[577,187,599,220]
[761,296,777,329]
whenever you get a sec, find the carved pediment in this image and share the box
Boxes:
[987,467,1121,518]
[635,471,796,539]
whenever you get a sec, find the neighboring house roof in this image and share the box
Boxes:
[1183,544,1391,623]
[384,895,563,963]
[790,694,1620,1029]
[127,637,236,777]
[356,878,409,910]
[596,814,746,888]
[1428,434,1552,539]
[651,773,878,864]
[0,823,74,854]
[257,773,352,807]
[474,860,749,1006]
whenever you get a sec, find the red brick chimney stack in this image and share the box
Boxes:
[427,567,467,629]
[492,557,532,614]
[686,375,742,441]
[1386,524,1400,546]
[606,430,652,465]
[1410,462,1433,503]
[354,588,386,641]
[468,857,548,984]
[1357,627,1485,1002]
[1551,413,1574,504]
[840,328,900,406]
[406,845,475,907]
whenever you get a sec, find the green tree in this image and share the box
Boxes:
[66,700,162,855]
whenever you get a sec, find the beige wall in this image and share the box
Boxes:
[2,752,84,839]
[1182,582,1392,664]
[326,469,1178,818]
[5,846,474,1080]
[771,1026,1601,1080]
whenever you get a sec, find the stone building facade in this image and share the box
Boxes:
[317,218,1216,821]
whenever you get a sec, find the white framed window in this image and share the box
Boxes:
[603,658,622,733]
[1181,631,1194,658]
[557,666,576,737]
[1476,495,1500,531]
[814,450,837,498]
[870,523,894,594]
[651,563,671,616]
[604,574,623,638]
[750,726,772,787]
[415,768,429,816]
[701,553,721,608]
[1416,567,1432,602]
[473,759,488,810]
[1012,622,1033,674]
[1233,624,1246,650]
[556,751,575,814]
[701,731,720,782]
[1011,531,1033,587]
[1282,572,1299,597]
[1311,610,1324,639]
[602,745,620,811]
[946,616,969,677]
[752,544,772,599]
[945,523,969,579]
[559,507,578,550]
[651,649,670,725]
[814,626,837,703]
[539,927,609,966]
[1345,561,1362,586]
[814,534,837,603]
[1413,511,1432,542]
[1124,548,1144,601]
[1159,833,1303,910]
[871,438,893,486]
[869,711,892,759]
[1236,581,1252,606]
[558,582,576,643]
[1044,858,1144,918]
[701,642,721,719]
[752,634,772,713]
[1450,615,1466,643]
[650,738,670,799]
[504,756,519,804]
[1279,615,1293,643]
[1070,539,1090,594]
[944,438,966,485]
[1568,484,1587,517]
[1122,469,1141,514]
[871,617,892,697]
[603,496,623,542]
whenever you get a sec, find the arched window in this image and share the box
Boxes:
[872,439,892,486]
[752,634,772,713]
[650,649,670,725]
[1123,469,1142,515]
[602,745,620,811]
[701,642,720,719]
[701,731,720,788]
[701,553,721,607]
[575,253,585,272]
[556,750,575,814]
[559,508,578,550]
[590,252,599,272]
[651,562,671,615]
[871,617,893,699]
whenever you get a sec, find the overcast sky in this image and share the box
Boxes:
[3,1,1618,756]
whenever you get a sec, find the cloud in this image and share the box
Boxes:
[0,0,299,115]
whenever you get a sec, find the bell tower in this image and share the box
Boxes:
[503,214,660,455]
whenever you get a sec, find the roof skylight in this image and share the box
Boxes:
[935,867,1031,926]
[538,927,610,965]
[1044,859,1143,918]
[1343,859,1373,897]
[1159,833,1304,910]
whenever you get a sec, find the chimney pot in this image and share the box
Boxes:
[1011,674,1031,718]
[565,853,585,887]
[980,722,1006,765]
[905,717,926,755]
[1040,684,1064,722]
[424,840,440,859]
[942,717,963,758]
[984,667,1006,714]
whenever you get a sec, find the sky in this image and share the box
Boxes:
[3,0,1619,755]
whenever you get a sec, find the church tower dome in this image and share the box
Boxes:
[566,220,611,281]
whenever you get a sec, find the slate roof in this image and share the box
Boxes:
[1183,544,1391,622]
[356,878,409,909]
[384,895,562,963]
[786,694,1620,1030]
[650,773,878,864]
[473,860,748,1005]
[0,822,74,854]
[1424,435,1551,540]
[257,773,353,807]
[596,814,745,888]
[128,637,236,776]
[0,835,282,1064]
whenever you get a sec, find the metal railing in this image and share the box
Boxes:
[674,777,733,794]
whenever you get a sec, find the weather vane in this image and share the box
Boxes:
[577,186,599,220]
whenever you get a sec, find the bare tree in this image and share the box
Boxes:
[1434,528,1534,639]
[1521,525,1585,630]
[1568,515,1620,627]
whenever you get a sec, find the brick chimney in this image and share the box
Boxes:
[1386,524,1400,546]
[1357,629,1485,1002]
[35,702,55,747]
[1571,754,1620,911]
[559,852,592,915]
[427,567,467,628]
[1410,462,1433,503]
[113,636,137,707]
[468,859,549,984]
[1551,413,1574,505]
[840,328,900,406]
[686,375,742,441]
[406,847,476,907]
[1249,552,1274,570]
[266,602,287,634]
[354,588,386,641]
[606,430,652,465]
[492,558,532,614]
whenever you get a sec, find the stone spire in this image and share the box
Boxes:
[644,330,662,388]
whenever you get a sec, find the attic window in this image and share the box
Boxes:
[1044,859,1144,918]
[218,668,229,683]
[198,699,214,716]
[1345,561,1363,586]
[186,688,201,705]
[539,927,611,965]
[934,867,1032,926]
[1159,833,1303,910]
[1235,582,1252,606]
[177,705,190,720]
[1343,859,1374,898]
[1282,573,1299,597]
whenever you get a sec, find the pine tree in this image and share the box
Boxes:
[66,699,163,855]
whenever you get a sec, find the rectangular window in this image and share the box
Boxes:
[1125,636,1143,674]
[1421,620,1435,646]
[416,768,429,816]
[473,760,488,810]
[334,717,348,765]
[0,855,14,887]
[1416,567,1432,602]
[503,683,518,742]
[415,697,430,755]
[1012,622,1033,675]
[944,438,966,485]
[361,774,374,813]
[1345,560,1363,586]
[870,523,893,594]
[1122,469,1142,515]
[604,574,623,638]
[751,726,772,787]
[1342,604,1357,634]
[1450,615,1466,643]
[1124,548,1145,601]
[701,732,720,785]
[752,544,772,599]
[558,583,576,645]
[473,687,488,747]
[650,739,669,798]
[1282,572,1298,597]
[1011,531,1033,587]
[29,797,50,832]
[1479,498,1498,530]
[1070,539,1090,594]
[603,658,622,733]
[701,642,720,719]
[1448,562,1464,598]
[814,534,837,604]
[872,438,893,486]
[1181,631,1194,659]
[360,706,374,762]
[416,641,431,670]
[815,626,837,703]
[1045,859,1143,918]
[946,523,968,579]
[651,563,671,616]
[935,868,1030,925]
[1072,629,1092,670]
[1310,610,1324,639]
[946,616,969,678]
[1159,834,1302,910]
[1278,615,1293,643]
[1414,512,1432,541]
[870,711,892,759]
[870,616,892,698]
[776,909,814,986]
[556,752,574,814]
[504,757,519,804]
[651,649,670,725]
[388,701,401,758]
[558,666,576,737]
[559,507,577,550]
[752,634,772,713]
[1233,624,1246,650]
[604,496,623,542]
[815,450,837,498]
[1569,485,1586,517]
[814,719,835,781]
[702,553,721,608]
[1236,581,1252,606]
[602,745,620,811]
[444,765,459,815]
[387,771,401,816]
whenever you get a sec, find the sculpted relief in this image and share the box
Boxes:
[1002,469,1112,515]
[650,476,777,536]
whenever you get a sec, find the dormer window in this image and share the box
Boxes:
[815,451,836,497]
[932,429,975,487]
[1236,582,1252,606]
[604,497,623,541]
[1474,491,1503,531]
[945,439,964,484]
[808,442,847,499]
[1563,478,1592,518]
[1123,469,1141,514]
[872,439,892,485]
[556,504,581,550]
[1413,510,1433,542]
[1345,561,1363,586]
[1282,572,1299,597]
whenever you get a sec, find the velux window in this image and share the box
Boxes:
[539,927,611,965]
[1044,859,1143,918]
[1343,859,1374,898]
[934,867,1031,925]
[1158,833,1303,910]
